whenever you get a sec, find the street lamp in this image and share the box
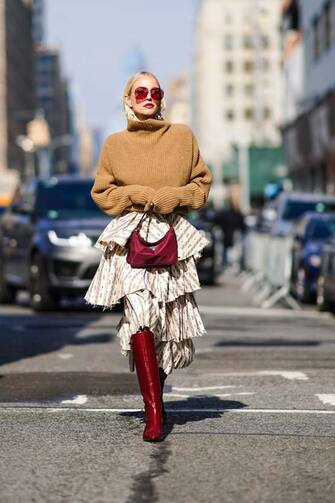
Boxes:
[16,135,36,180]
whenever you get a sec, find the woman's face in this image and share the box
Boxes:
[125,75,162,120]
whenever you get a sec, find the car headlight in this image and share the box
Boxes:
[47,230,92,247]
[307,254,321,267]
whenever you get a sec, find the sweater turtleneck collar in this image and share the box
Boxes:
[127,117,170,132]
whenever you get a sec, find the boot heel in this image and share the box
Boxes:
[159,367,168,425]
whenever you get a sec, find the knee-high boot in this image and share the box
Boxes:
[130,327,165,442]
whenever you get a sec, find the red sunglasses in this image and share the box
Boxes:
[133,86,164,103]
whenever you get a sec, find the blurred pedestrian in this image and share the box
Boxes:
[84,71,212,441]
[214,201,246,269]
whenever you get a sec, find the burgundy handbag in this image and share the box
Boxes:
[126,211,178,268]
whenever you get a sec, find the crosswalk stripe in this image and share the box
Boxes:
[0,407,334,414]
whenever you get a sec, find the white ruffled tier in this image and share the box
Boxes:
[83,211,209,374]
[84,211,210,308]
[116,289,206,374]
[116,292,206,355]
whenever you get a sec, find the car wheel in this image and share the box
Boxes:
[316,275,332,312]
[296,267,312,303]
[0,259,17,304]
[29,254,59,311]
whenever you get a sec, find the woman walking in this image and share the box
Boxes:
[84,71,212,442]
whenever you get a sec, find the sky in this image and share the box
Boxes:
[46,0,198,134]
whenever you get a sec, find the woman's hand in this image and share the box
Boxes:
[128,185,156,208]
[151,186,181,214]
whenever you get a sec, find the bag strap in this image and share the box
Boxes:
[135,210,151,230]
[135,209,175,234]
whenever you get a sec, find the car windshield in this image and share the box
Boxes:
[308,219,335,240]
[36,180,101,219]
[282,201,335,221]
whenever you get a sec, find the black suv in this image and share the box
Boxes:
[0,176,111,311]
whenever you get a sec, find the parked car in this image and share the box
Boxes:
[187,209,223,285]
[261,192,335,236]
[0,176,111,311]
[290,212,335,302]
[317,235,335,312]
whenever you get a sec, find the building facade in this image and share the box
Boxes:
[32,0,45,44]
[35,46,73,173]
[194,0,283,208]
[166,73,191,125]
[282,0,335,193]
[281,0,304,122]
[0,0,35,196]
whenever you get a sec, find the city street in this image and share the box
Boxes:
[0,273,334,503]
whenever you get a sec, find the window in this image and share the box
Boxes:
[11,183,36,214]
[225,84,234,96]
[308,219,335,240]
[324,1,332,50]
[313,15,322,60]
[262,58,271,71]
[260,7,269,19]
[224,34,234,50]
[225,60,234,73]
[225,110,235,121]
[312,2,335,61]
[243,34,253,49]
[264,107,271,120]
[245,83,254,96]
[244,60,253,73]
[224,11,233,24]
[261,35,270,49]
[244,108,253,120]
[331,1,335,46]
[36,180,102,219]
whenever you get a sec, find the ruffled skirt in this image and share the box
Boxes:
[84,211,209,375]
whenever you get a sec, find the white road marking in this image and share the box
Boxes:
[1,406,334,414]
[214,392,255,398]
[316,394,335,406]
[172,385,238,392]
[205,371,308,381]
[39,407,335,414]
[61,395,88,405]
[196,348,215,354]
[165,393,192,398]
[167,392,254,399]
[57,353,73,360]
[198,305,331,319]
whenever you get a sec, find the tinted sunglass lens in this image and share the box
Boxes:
[134,87,148,101]
[151,88,164,102]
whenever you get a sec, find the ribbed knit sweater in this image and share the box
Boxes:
[91,117,212,216]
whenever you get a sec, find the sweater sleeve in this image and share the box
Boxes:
[152,131,212,214]
[91,139,155,216]
[176,131,212,208]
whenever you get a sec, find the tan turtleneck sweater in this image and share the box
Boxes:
[91,118,212,216]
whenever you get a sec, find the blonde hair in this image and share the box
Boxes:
[122,71,166,120]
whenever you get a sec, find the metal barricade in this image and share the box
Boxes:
[243,231,301,310]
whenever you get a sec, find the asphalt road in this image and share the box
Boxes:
[0,273,335,503]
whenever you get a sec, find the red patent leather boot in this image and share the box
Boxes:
[130,327,165,442]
